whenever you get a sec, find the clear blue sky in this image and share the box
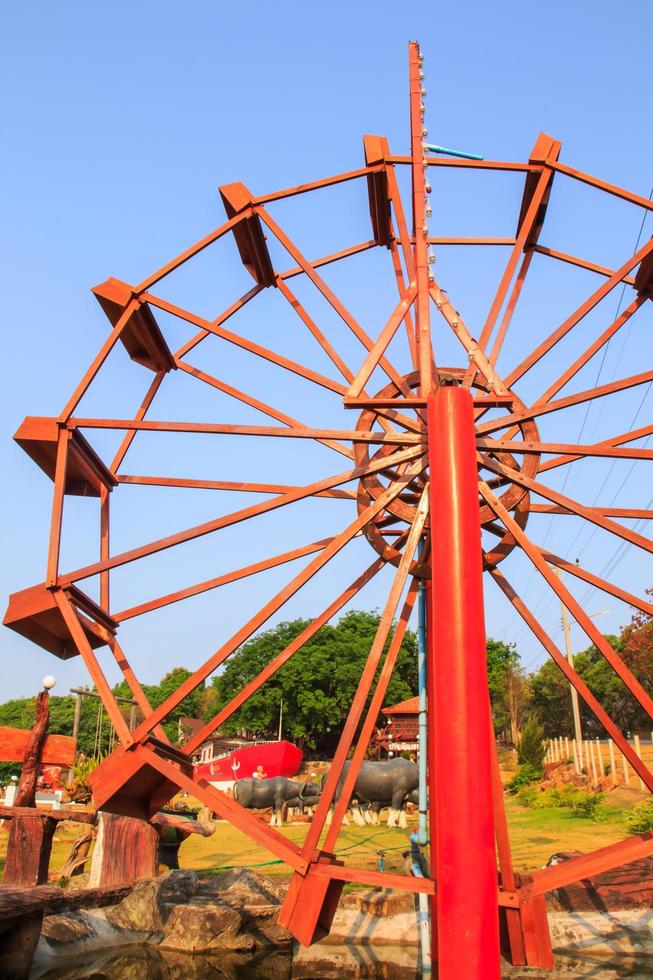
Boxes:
[1,1,651,701]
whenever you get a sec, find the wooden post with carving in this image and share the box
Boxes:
[3,692,56,886]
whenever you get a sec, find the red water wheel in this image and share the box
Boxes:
[5,41,652,978]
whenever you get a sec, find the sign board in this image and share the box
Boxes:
[0,726,75,766]
[389,741,419,753]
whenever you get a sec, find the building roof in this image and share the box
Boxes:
[178,717,205,738]
[382,696,419,715]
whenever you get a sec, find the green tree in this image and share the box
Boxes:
[517,715,545,771]
[211,610,418,753]
[530,628,652,738]
[485,639,522,734]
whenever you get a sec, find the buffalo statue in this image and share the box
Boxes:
[234,777,320,826]
[326,758,418,828]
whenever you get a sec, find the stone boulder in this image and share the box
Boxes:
[102,867,291,953]
[159,902,254,953]
[40,913,93,944]
[105,869,199,932]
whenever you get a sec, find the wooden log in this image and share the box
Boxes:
[0,806,96,824]
[14,692,50,808]
[60,829,95,878]
[0,913,43,980]
[3,691,59,887]
[0,882,131,920]
[3,815,56,886]
[89,811,159,887]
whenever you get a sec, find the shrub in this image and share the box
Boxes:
[515,783,604,819]
[518,717,546,770]
[506,762,542,794]
[65,754,101,803]
[625,800,653,834]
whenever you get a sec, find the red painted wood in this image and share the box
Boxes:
[0,727,75,766]
[428,386,501,979]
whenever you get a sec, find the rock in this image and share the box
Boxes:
[105,870,198,932]
[41,913,93,943]
[198,868,288,905]
[153,947,292,979]
[159,902,254,953]
[341,887,415,917]
[546,852,653,911]
[196,869,291,947]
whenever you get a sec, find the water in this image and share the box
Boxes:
[30,945,293,980]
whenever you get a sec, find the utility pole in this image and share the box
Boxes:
[553,569,582,744]
[278,697,283,741]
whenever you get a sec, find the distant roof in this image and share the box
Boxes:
[178,717,204,736]
[382,696,419,715]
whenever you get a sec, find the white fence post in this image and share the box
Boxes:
[634,735,645,792]
[608,739,617,787]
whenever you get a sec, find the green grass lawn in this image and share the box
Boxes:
[0,783,647,884]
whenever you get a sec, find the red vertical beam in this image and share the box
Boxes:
[100,485,110,611]
[428,386,500,978]
[408,41,434,396]
[46,427,71,587]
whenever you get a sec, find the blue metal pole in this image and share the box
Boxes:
[417,544,428,846]
[425,142,484,161]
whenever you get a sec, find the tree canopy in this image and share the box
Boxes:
[209,610,419,753]
[1,591,648,759]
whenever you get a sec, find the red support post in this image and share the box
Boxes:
[427,385,500,979]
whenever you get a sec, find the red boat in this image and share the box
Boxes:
[193,739,303,788]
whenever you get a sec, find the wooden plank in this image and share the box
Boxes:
[0,728,75,766]
[0,883,131,920]
[522,833,653,899]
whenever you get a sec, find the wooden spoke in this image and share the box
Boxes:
[110,371,166,474]
[480,456,653,556]
[176,358,356,459]
[175,284,263,360]
[322,576,420,850]
[128,457,426,741]
[476,369,653,437]
[429,284,509,396]
[541,551,653,617]
[276,277,355,384]
[114,535,337,622]
[504,238,653,388]
[488,566,653,791]
[134,213,247,293]
[300,490,429,858]
[477,437,653,461]
[70,417,422,446]
[535,296,646,406]
[58,444,425,586]
[117,474,356,498]
[347,284,418,398]
[477,137,559,359]
[538,423,653,475]
[185,554,390,753]
[279,240,377,281]
[479,481,653,718]
[256,206,413,397]
[531,244,637,286]
[143,291,347,395]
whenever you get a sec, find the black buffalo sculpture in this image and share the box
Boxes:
[327,757,419,828]
[234,776,320,826]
